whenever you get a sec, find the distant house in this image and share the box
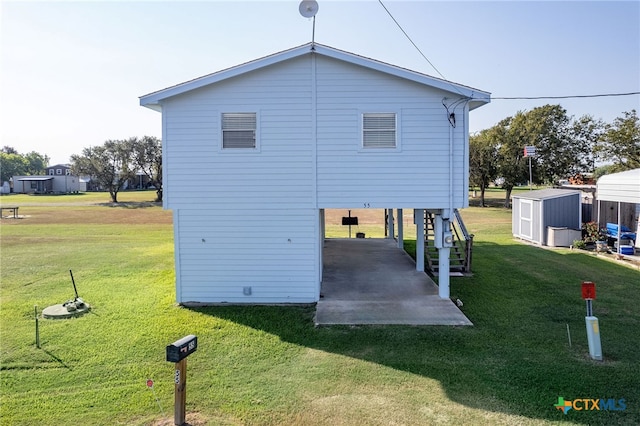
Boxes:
[46,164,72,177]
[12,164,86,194]
[140,43,490,304]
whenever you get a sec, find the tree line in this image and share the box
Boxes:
[1,137,161,203]
[0,147,49,183]
[469,106,639,207]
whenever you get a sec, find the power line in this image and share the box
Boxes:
[377,1,639,103]
[492,92,640,100]
[377,0,464,96]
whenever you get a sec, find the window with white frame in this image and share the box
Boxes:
[65,169,71,175]
[56,168,62,175]
[49,169,55,175]
[222,113,257,149]
[362,113,396,148]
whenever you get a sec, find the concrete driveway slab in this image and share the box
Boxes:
[316,239,472,326]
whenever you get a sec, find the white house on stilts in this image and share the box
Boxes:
[140,43,490,304]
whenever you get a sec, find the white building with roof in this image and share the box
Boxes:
[140,43,490,304]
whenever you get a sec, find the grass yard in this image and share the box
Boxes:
[1,190,639,425]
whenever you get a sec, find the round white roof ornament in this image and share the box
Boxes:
[299,0,319,18]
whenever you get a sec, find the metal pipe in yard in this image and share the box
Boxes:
[34,305,40,349]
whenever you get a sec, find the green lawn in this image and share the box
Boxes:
[1,191,638,425]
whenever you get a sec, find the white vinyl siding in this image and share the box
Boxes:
[363,113,396,148]
[174,207,318,304]
[222,112,256,149]
[162,55,313,211]
[315,56,465,208]
[157,51,476,304]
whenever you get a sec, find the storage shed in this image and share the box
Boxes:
[512,189,582,246]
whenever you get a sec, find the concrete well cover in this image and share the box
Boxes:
[42,303,91,319]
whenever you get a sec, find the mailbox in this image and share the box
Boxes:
[166,335,197,362]
[342,217,358,226]
[581,281,596,300]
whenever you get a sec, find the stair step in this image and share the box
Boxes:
[422,208,473,275]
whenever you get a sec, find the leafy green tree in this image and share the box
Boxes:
[23,151,50,175]
[131,136,163,202]
[469,130,498,207]
[493,114,529,207]
[2,146,18,155]
[0,147,49,182]
[71,140,136,203]
[523,105,573,183]
[0,152,28,183]
[593,164,619,180]
[569,114,603,176]
[595,110,640,171]
[486,105,604,207]
[513,104,598,184]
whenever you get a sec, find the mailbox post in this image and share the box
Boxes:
[581,282,602,361]
[341,210,358,238]
[166,335,197,425]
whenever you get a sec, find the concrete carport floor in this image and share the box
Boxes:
[315,238,472,326]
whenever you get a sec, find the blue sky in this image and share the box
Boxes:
[1,1,638,165]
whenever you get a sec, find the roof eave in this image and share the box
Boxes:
[139,44,313,109]
[313,44,491,105]
[139,42,491,109]
[141,102,162,112]
[469,97,491,111]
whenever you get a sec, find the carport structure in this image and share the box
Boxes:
[316,238,472,326]
[597,168,640,252]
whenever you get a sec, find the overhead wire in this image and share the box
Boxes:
[491,92,640,100]
[377,1,639,103]
[377,0,466,97]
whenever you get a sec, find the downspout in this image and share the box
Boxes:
[444,97,473,218]
[446,115,456,219]
[457,98,473,212]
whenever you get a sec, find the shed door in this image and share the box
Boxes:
[520,199,533,240]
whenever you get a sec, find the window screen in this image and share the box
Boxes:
[363,113,396,148]
[222,113,256,149]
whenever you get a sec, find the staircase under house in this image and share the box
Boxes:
[423,209,474,277]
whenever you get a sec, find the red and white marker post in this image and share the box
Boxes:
[581,281,602,361]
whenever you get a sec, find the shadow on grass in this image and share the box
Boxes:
[187,241,639,425]
[42,349,73,370]
[97,201,161,209]
[468,196,511,208]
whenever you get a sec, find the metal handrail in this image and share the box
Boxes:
[453,209,471,240]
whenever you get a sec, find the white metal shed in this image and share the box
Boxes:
[597,169,640,204]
